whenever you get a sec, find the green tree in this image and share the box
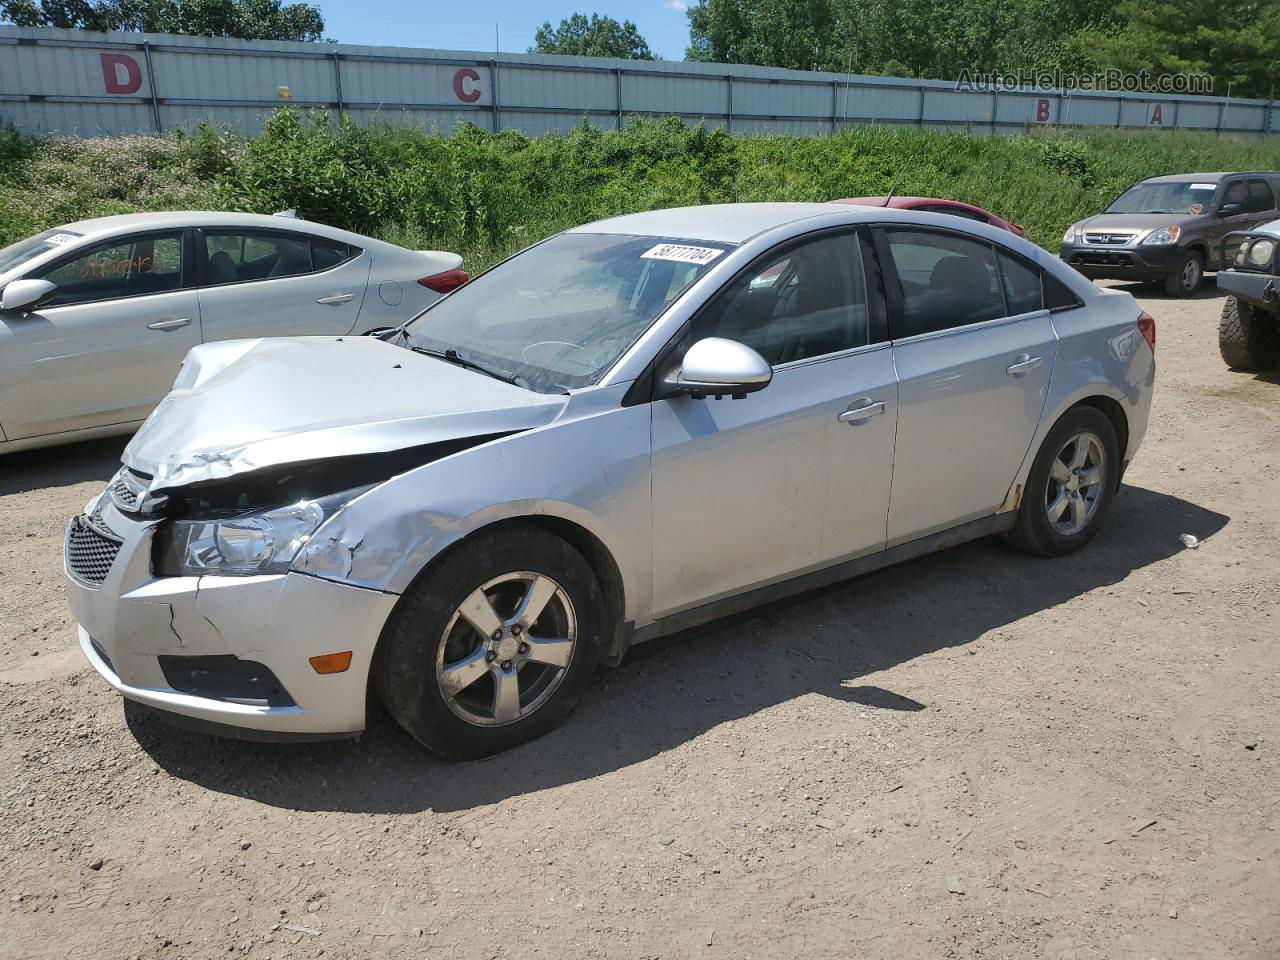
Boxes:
[0,0,326,40]
[686,0,837,69]
[531,12,655,60]
[1096,0,1280,99]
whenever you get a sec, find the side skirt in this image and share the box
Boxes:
[627,512,1016,649]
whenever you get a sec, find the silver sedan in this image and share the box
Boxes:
[64,203,1155,758]
[0,211,464,453]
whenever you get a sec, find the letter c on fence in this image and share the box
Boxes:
[453,68,481,103]
[1036,98,1051,123]
[100,53,143,95]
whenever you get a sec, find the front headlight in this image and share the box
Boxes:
[1142,225,1181,245]
[1061,225,1076,243]
[1244,237,1276,268]
[160,487,369,577]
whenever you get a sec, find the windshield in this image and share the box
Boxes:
[0,228,83,276]
[1106,181,1218,215]
[405,232,730,393]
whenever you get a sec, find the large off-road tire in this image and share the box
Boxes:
[1163,249,1204,298]
[373,523,602,759]
[1008,406,1121,558]
[1218,296,1280,371]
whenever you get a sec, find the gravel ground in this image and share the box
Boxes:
[2,282,1278,960]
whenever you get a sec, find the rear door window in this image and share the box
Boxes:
[202,231,314,286]
[312,238,357,270]
[883,229,1005,337]
[1246,179,1275,214]
[996,251,1043,316]
[34,232,186,307]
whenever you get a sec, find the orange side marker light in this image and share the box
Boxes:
[309,651,353,674]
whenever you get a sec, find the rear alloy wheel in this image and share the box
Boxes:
[374,524,602,758]
[1218,296,1280,371]
[1163,250,1203,298]
[1009,406,1120,557]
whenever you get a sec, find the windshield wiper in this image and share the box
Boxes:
[410,346,530,389]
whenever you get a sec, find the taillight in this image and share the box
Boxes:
[1136,311,1156,351]
[418,269,468,293]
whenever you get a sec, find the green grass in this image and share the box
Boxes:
[4,109,1280,270]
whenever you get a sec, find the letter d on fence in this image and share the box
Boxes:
[100,53,142,95]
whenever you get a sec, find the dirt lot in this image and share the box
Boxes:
[2,282,1278,960]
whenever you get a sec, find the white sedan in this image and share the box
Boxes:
[0,212,465,453]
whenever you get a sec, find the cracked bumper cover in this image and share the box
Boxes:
[66,502,399,736]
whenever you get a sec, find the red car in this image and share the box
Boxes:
[831,196,1025,237]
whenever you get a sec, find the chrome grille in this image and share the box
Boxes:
[66,515,123,586]
[109,475,139,511]
[1084,232,1136,246]
[108,469,152,514]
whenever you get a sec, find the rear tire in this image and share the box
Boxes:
[1009,406,1121,557]
[1163,250,1203,298]
[1218,296,1280,371]
[373,524,602,759]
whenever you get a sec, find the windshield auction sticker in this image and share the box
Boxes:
[46,233,80,245]
[1190,184,1217,191]
[641,243,724,265]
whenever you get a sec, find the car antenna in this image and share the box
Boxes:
[883,180,898,206]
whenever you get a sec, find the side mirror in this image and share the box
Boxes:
[666,337,772,399]
[1218,202,1243,217]
[1,278,57,312]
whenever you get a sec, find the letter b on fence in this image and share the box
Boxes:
[1036,98,1051,123]
[100,53,142,95]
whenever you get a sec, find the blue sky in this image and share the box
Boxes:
[317,1,694,60]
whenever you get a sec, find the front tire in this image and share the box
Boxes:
[1163,250,1203,298]
[373,524,602,759]
[1009,406,1121,557]
[1218,296,1280,371]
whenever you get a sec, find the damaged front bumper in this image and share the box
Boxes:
[65,500,399,738]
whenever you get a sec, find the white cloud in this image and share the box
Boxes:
[665,0,688,11]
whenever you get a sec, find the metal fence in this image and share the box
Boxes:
[2,24,1277,139]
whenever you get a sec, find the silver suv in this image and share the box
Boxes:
[1060,172,1280,297]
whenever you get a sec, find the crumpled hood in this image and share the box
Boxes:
[125,336,568,490]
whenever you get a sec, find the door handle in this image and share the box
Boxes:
[316,293,354,305]
[838,399,886,424]
[146,317,191,331]
[1006,354,1043,376]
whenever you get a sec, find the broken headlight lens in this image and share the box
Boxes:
[162,488,368,577]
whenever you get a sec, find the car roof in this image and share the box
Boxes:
[54,211,371,245]
[567,201,1039,247]
[569,203,847,245]
[1140,172,1276,184]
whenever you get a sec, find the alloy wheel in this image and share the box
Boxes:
[435,572,578,727]
[1045,431,1106,536]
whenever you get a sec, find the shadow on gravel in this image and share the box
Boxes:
[1105,277,1225,302]
[0,436,127,496]
[129,483,1228,814]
